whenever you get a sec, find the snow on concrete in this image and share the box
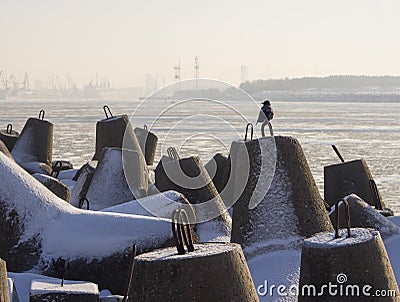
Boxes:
[136,243,238,261]
[383,234,400,287]
[389,216,400,228]
[11,126,34,163]
[58,169,79,180]
[70,161,97,207]
[104,190,231,242]
[30,279,98,295]
[248,250,301,302]
[241,159,301,256]
[103,190,191,219]
[8,272,59,302]
[0,151,172,265]
[304,227,378,248]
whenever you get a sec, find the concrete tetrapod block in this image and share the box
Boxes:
[0,140,13,161]
[11,117,53,175]
[324,159,387,208]
[299,228,399,302]
[134,127,158,166]
[204,152,229,194]
[230,136,333,258]
[0,151,173,294]
[331,194,400,240]
[71,148,148,210]
[93,115,142,161]
[33,174,71,202]
[30,279,99,302]
[0,258,10,302]
[0,126,19,152]
[129,243,259,302]
[155,155,232,242]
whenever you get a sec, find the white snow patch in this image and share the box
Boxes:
[388,216,400,227]
[58,169,79,180]
[103,190,189,218]
[248,250,301,302]
[383,234,400,286]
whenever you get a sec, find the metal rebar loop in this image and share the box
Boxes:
[78,197,90,210]
[167,147,180,160]
[334,199,351,239]
[103,105,113,119]
[52,161,63,178]
[6,124,12,134]
[244,123,254,141]
[172,208,195,255]
[39,110,45,120]
[369,179,383,210]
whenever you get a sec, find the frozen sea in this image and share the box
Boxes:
[1,94,399,212]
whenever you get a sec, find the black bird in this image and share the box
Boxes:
[257,100,274,124]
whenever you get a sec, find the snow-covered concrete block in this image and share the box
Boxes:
[29,279,99,302]
[0,152,173,294]
[155,155,231,242]
[134,126,158,166]
[204,153,228,194]
[324,158,387,208]
[93,114,142,161]
[11,117,53,175]
[332,194,400,239]
[70,161,97,207]
[0,125,19,152]
[72,148,148,210]
[33,174,71,202]
[103,190,196,222]
[230,136,333,258]
[299,228,399,301]
[129,243,258,301]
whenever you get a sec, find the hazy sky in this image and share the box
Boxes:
[1,0,399,88]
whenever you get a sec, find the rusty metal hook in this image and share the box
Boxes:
[334,199,351,239]
[78,197,90,210]
[122,244,137,302]
[167,147,180,160]
[244,123,254,141]
[172,208,195,255]
[6,124,12,134]
[332,145,345,163]
[39,110,45,120]
[52,161,63,178]
[103,105,113,119]
[172,209,185,255]
[178,209,195,252]
[369,179,383,211]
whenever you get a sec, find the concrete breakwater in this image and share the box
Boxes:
[0,107,399,301]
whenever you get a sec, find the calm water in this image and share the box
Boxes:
[1,96,399,212]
